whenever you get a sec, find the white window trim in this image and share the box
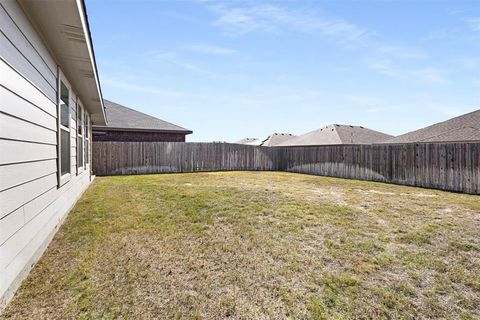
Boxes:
[57,69,71,187]
[77,100,84,175]
[85,112,90,169]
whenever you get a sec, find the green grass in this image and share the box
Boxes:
[2,172,479,319]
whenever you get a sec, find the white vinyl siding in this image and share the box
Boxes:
[0,173,57,219]
[0,1,57,102]
[0,208,23,246]
[0,2,94,307]
[0,57,55,116]
[0,85,56,130]
[0,1,56,75]
[0,112,56,145]
[0,139,56,165]
[0,159,57,192]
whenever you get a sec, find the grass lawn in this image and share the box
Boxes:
[2,172,479,319]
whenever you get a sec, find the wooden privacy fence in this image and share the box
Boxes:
[277,143,479,194]
[93,142,280,175]
[93,141,480,194]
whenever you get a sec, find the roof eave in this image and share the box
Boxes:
[79,0,106,125]
[19,0,107,125]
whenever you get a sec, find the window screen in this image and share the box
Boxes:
[85,139,89,165]
[78,108,83,135]
[59,80,71,180]
[77,104,84,170]
[85,114,89,165]
[60,82,69,127]
[77,137,83,168]
[60,129,70,175]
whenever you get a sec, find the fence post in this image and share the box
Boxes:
[91,141,479,194]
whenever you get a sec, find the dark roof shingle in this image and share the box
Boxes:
[236,133,296,146]
[235,138,259,144]
[277,124,392,146]
[383,109,480,143]
[93,99,192,134]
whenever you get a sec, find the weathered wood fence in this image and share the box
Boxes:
[93,141,480,194]
[93,142,280,175]
[277,143,479,194]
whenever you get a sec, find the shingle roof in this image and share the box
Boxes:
[93,99,192,134]
[263,133,297,146]
[236,133,296,146]
[383,109,480,144]
[276,124,393,146]
[235,138,259,144]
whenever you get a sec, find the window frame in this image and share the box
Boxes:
[84,112,90,168]
[57,69,71,187]
[76,100,84,175]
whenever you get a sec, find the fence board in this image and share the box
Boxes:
[93,141,480,194]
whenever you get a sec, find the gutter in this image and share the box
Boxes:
[78,0,107,125]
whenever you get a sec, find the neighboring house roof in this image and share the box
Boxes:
[93,100,192,134]
[235,138,259,144]
[253,133,296,146]
[235,134,296,146]
[383,109,480,144]
[277,124,393,146]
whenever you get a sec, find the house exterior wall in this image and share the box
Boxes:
[0,1,93,309]
[93,130,187,142]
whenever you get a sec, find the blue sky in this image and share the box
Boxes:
[86,0,480,142]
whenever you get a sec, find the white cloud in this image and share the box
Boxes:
[424,16,480,43]
[101,77,184,97]
[366,105,404,113]
[207,2,448,88]
[343,95,405,113]
[208,2,434,75]
[186,43,238,55]
[411,68,450,85]
[424,28,458,41]
[345,94,382,106]
[151,51,177,60]
[376,45,427,59]
[465,17,480,32]
[367,59,450,85]
[210,5,283,35]
[450,57,480,69]
[434,106,468,117]
[150,51,216,75]
[368,59,402,78]
[209,4,371,46]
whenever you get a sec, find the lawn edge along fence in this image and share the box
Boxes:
[93,141,480,194]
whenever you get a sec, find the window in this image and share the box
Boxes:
[85,113,89,166]
[77,102,84,172]
[58,79,71,186]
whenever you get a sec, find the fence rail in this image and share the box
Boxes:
[93,142,280,176]
[277,143,479,194]
[93,141,480,194]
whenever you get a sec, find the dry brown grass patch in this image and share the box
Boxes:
[2,172,479,319]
